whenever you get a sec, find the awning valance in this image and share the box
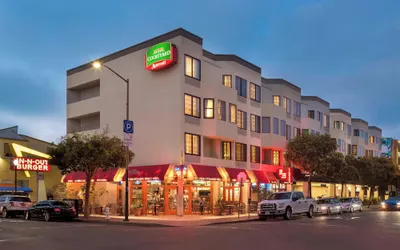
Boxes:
[265,171,278,183]
[253,170,270,184]
[191,164,222,180]
[125,165,170,180]
[0,187,32,193]
[224,167,250,182]
[63,168,122,183]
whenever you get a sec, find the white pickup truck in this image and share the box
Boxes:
[257,191,316,220]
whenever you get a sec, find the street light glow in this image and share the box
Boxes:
[92,61,102,69]
[13,159,19,166]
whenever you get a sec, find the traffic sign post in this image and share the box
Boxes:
[123,120,134,147]
[237,172,247,219]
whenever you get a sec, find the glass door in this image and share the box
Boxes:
[165,186,177,215]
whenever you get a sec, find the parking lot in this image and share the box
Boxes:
[1,211,400,250]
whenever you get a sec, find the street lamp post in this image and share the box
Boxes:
[93,61,130,222]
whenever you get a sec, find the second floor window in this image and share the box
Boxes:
[283,97,291,114]
[229,104,237,123]
[237,110,247,129]
[250,83,261,102]
[223,75,232,88]
[262,117,271,133]
[353,129,360,136]
[185,133,200,156]
[294,101,301,117]
[273,95,280,106]
[334,121,340,129]
[235,76,247,98]
[250,145,260,163]
[235,143,247,162]
[369,136,375,144]
[323,115,329,128]
[347,124,352,136]
[217,100,226,121]
[280,120,286,137]
[185,55,201,80]
[204,99,214,119]
[222,141,231,160]
[250,114,260,133]
[184,94,200,118]
[308,110,315,119]
[340,122,345,131]
[273,118,279,135]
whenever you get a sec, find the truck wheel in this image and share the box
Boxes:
[25,211,31,220]
[307,205,314,218]
[44,211,51,222]
[284,207,292,220]
[2,208,7,218]
[350,206,354,213]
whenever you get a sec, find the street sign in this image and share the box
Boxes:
[123,120,134,147]
[237,172,247,183]
[123,120,134,134]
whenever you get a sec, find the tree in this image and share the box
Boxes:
[286,133,337,198]
[49,131,134,218]
[372,157,398,200]
[325,153,360,197]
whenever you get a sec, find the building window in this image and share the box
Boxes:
[308,110,315,119]
[204,98,214,119]
[250,145,260,163]
[347,124,351,136]
[294,127,301,137]
[235,143,247,162]
[250,114,260,133]
[223,75,232,88]
[184,94,200,118]
[340,122,345,131]
[282,97,291,114]
[323,115,328,128]
[273,118,279,135]
[235,76,247,98]
[352,145,357,156]
[184,55,201,80]
[316,111,322,121]
[286,125,292,140]
[353,129,360,136]
[250,83,261,102]
[273,96,280,106]
[217,100,226,121]
[280,120,286,137]
[333,121,340,129]
[222,141,231,160]
[262,117,271,133]
[369,136,375,144]
[273,150,280,166]
[185,133,200,156]
[229,104,237,123]
[237,110,247,129]
[294,101,301,117]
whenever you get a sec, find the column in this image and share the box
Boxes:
[176,177,184,216]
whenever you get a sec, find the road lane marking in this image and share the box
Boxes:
[0,237,37,242]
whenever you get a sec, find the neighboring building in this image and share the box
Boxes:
[367,126,382,157]
[0,126,60,202]
[351,118,369,157]
[330,109,352,155]
[301,96,330,135]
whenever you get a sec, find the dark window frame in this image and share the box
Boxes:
[235,143,247,162]
[250,114,261,133]
[184,54,201,80]
[237,110,247,130]
[203,98,214,119]
[184,93,201,118]
[250,83,261,102]
[229,104,237,123]
[217,100,226,121]
[250,145,260,163]
[235,76,247,98]
[222,141,232,160]
[184,132,201,156]
[222,75,232,88]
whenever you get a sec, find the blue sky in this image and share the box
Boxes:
[0,0,399,142]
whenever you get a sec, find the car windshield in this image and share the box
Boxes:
[10,197,31,202]
[387,197,400,201]
[316,199,330,204]
[340,198,352,203]
[50,201,70,207]
[268,192,291,200]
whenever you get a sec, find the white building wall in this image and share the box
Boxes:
[330,110,352,155]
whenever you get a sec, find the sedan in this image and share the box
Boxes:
[315,198,343,215]
[340,197,363,213]
[381,196,400,211]
[25,200,76,222]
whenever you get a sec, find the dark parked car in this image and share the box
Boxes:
[381,196,400,211]
[24,200,76,221]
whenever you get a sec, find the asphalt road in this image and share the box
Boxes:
[1,211,399,250]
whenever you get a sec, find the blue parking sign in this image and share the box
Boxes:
[123,120,134,134]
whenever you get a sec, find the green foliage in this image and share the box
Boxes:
[325,153,360,185]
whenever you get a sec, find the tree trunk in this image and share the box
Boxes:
[368,187,374,208]
[307,173,313,198]
[333,184,336,198]
[378,186,385,201]
[341,183,344,198]
[84,174,91,219]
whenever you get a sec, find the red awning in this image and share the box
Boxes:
[265,171,278,183]
[126,165,170,180]
[253,170,270,184]
[191,165,221,180]
[63,168,119,183]
[224,168,250,182]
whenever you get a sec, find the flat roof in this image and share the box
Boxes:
[368,126,382,132]
[261,78,301,92]
[301,96,329,106]
[67,28,202,76]
[203,50,261,74]
[67,28,262,76]
[330,108,351,117]
[351,118,368,126]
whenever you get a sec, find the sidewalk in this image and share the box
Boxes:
[78,213,259,227]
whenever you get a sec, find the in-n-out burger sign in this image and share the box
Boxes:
[145,42,177,71]
[13,158,51,172]
[278,168,292,183]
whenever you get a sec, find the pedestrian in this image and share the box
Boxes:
[199,198,205,215]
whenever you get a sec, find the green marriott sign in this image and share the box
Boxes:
[145,42,177,71]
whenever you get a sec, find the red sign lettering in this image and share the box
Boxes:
[12,158,51,172]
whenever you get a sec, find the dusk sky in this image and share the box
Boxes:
[0,0,399,142]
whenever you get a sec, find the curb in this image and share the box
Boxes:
[204,218,259,226]
[76,218,175,227]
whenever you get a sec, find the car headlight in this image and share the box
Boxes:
[321,206,327,210]
[381,202,386,206]
[397,202,400,206]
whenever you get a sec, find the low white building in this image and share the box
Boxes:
[301,96,330,135]
[351,118,369,157]
[367,126,382,157]
[330,109,352,155]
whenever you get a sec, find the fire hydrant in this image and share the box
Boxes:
[105,207,110,220]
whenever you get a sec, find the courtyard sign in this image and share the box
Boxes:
[145,42,177,71]
[13,158,51,172]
